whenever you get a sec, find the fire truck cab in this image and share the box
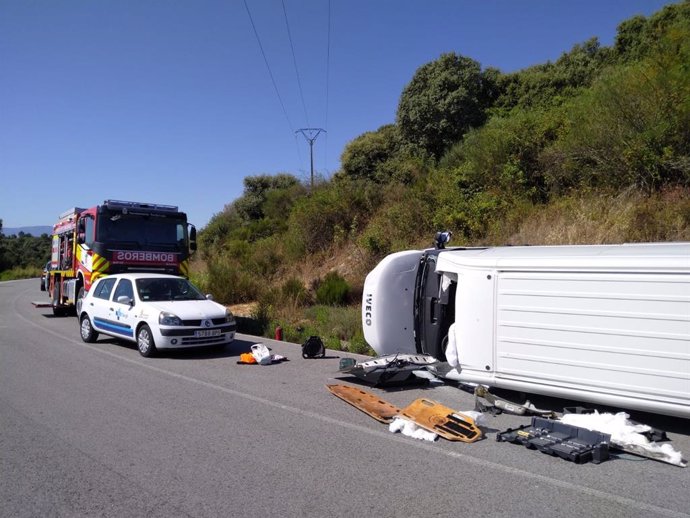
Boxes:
[47,200,196,316]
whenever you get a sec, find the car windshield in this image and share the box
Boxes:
[135,278,206,302]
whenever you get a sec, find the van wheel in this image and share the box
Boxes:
[137,325,157,357]
[80,315,98,343]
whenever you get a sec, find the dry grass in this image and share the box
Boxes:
[227,302,258,318]
[505,188,690,246]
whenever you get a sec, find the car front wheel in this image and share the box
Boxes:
[80,315,98,343]
[137,324,157,357]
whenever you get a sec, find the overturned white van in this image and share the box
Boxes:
[362,243,690,418]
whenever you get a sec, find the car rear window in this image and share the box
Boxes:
[93,277,117,300]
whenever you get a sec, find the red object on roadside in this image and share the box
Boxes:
[275,326,283,341]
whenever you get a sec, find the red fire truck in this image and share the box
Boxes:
[46,200,197,316]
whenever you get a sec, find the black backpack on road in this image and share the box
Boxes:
[302,336,326,359]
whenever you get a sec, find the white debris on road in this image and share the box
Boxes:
[560,411,686,467]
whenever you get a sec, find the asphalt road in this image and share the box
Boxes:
[2,278,689,518]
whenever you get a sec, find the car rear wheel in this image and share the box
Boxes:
[80,315,98,343]
[75,286,85,316]
[137,324,157,357]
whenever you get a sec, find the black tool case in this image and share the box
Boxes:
[496,417,611,464]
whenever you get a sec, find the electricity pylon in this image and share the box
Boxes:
[296,128,325,190]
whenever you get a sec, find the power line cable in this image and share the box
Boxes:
[243,0,294,132]
[281,0,310,127]
[324,0,331,173]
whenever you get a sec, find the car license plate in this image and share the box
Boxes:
[194,329,221,337]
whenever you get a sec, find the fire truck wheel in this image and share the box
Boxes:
[137,324,158,357]
[52,305,68,317]
[52,285,67,317]
[79,315,99,343]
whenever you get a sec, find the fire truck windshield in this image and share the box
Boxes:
[98,215,186,250]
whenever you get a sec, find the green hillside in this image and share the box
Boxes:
[197,2,690,351]
[3,4,686,353]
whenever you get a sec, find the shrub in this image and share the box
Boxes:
[346,334,375,355]
[315,272,350,306]
[280,277,310,307]
[340,124,401,182]
[0,265,42,281]
[285,179,382,258]
[542,23,690,192]
[206,256,260,303]
[249,297,273,335]
[198,208,241,260]
[439,107,565,201]
[189,270,210,294]
[359,225,392,258]
[358,184,435,258]
[278,322,318,344]
[248,237,284,277]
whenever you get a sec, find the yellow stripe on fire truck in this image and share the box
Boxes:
[92,254,110,273]
[179,259,189,278]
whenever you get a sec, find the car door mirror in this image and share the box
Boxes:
[117,295,133,306]
[205,294,214,301]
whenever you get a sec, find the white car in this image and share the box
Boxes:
[78,273,236,357]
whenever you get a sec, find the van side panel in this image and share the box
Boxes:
[495,272,690,411]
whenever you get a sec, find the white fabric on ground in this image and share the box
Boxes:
[560,411,685,467]
[389,417,437,442]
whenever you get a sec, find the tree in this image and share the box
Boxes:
[396,53,495,159]
[0,219,7,270]
[234,173,301,222]
[199,173,306,257]
[542,21,690,192]
[0,231,51,271]
[614,2,690,62]
[440,106,565,201]
[339,125,400,182]
[495,37,610,111]
[614,15,648,61]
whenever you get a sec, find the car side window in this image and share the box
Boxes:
[93,278,117,300]
[113,279,134,304]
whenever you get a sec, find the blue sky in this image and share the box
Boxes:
[0,0,674,229]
